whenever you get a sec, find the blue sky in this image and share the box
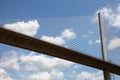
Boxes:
[0,0,120,80]
[0,0,120,19]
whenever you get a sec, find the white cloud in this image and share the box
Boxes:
[93,4,120,28]
[20,52,73,71]
[95,39,101,44]
[0,51,20,70]
[82,31,94,39]
[88,39,101,45]
[108,37,120,50]
[0,68,13,80]
[92,7,114,23]
[61,29,76,39]
[3,20,40,36]
[41,28,76,45]
[41,36,65,45]
[76,71,103,80]
[113,14,120,27]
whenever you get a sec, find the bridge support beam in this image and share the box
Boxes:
[0,27,120,75]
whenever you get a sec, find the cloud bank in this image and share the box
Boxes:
[0,50,103,80]
[0,51,73,80]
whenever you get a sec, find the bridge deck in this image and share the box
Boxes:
[0,27,120,75]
